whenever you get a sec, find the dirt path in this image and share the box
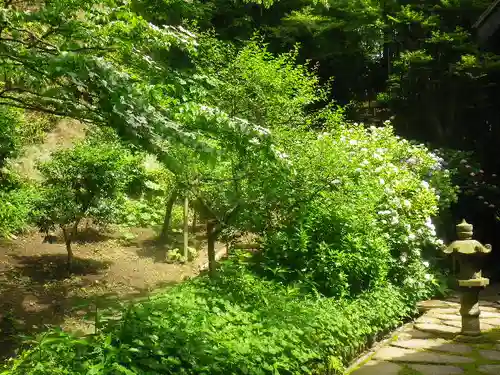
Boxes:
[0,227,227,359]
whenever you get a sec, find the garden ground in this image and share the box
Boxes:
[348,290,500,375]
[0,226,227,360]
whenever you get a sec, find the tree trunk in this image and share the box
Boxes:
[207,220,217,278]
[183,196,189,259]
[191,210,197,234]
[160,188,178,243]
[62,228,73,272]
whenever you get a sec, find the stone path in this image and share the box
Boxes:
[347,297,500,375]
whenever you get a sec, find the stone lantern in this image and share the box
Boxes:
[443,219,491,336]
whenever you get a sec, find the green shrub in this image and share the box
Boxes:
[207,38,327,129]
[116,195,166,228]
[1,260,415,375]
[0,184,39,238]
[17,112,58,146]
[255,122,457,299]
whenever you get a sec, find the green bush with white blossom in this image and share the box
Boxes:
[257,121,456,300]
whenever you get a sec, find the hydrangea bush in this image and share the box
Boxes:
[258,121,457,299]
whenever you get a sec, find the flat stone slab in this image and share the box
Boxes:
[480,306,500,312]
[419,300,460,311]
[408,364,464,375]
[432,314,462,321]
[373,347,474,364]
[415,323,461,336]
[480,322,497,331]
[479,364,500,374]
[480,301,500,308]
[479,349,500,361]
[428,308,460,315]
[439,319,497,331]
[442,320,462,328]
[416,316,443,324]
[480,310,500,318]
[481,318,500,327]
[391,339,472,354]
[398,329,435,340]
[349,360,402,375]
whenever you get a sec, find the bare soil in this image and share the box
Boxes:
[9,118,87,181]
[0,226,226,359]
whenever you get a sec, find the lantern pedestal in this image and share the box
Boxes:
[458,280,489,336]
[443,220,491,337]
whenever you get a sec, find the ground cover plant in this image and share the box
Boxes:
[0,258,417,375]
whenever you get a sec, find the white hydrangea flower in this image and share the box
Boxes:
[425,218,434,230]
[249,137,260,145]
[255,125,271,136]
[384,187,395,195]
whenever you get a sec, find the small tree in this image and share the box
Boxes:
[33,139,145,271]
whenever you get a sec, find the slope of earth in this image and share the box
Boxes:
[9,118,87,180]
[0,227,226,360]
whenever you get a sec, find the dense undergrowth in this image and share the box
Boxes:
[0,1,480,374]
[1,256,419,375]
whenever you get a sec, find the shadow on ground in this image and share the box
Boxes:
[42,227,115,245]
[74,227,115,244]
[134,231,204,263]
[8,254,111,281]
[0,251,176,361]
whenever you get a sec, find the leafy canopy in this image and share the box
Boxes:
[33,137,146,233]
[0,0,276,176]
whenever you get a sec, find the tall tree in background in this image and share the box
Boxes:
[380,1,500,158]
